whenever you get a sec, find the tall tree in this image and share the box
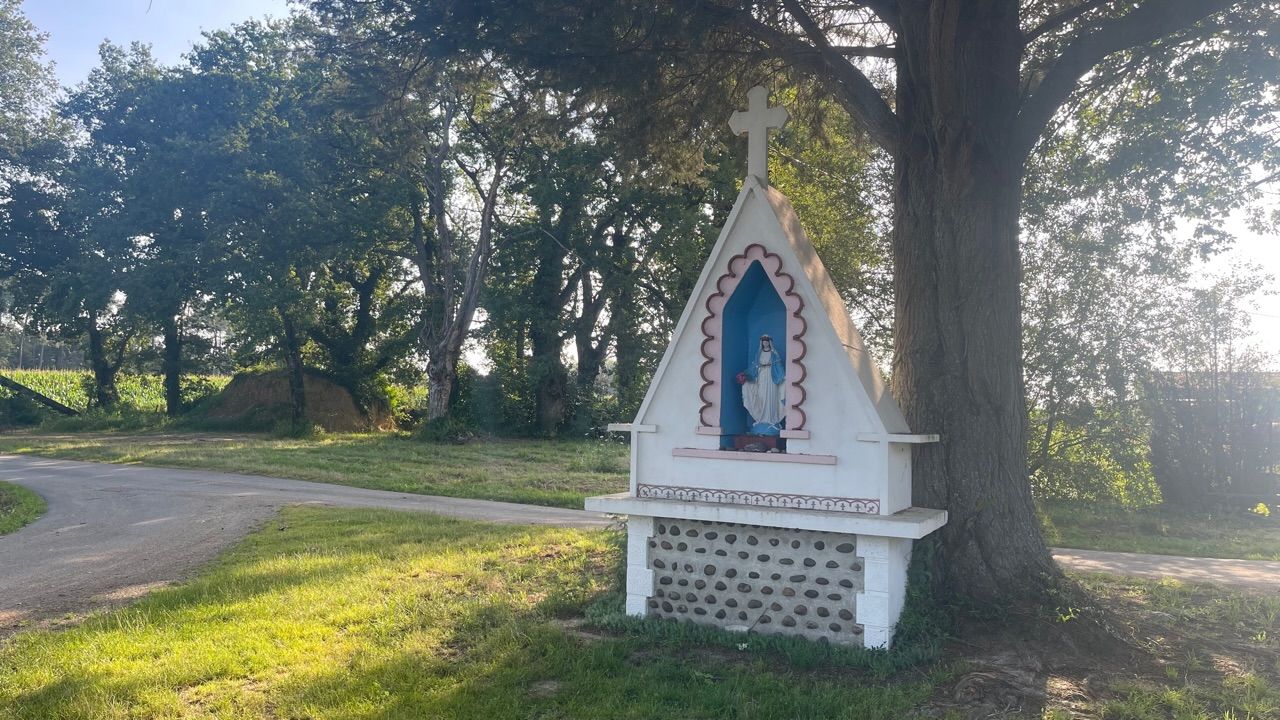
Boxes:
[183,20,333,430]
[1,43,159,408]
[0,0,56,169]
[112,65,235,416]
[313,0,1280,604]
[414,71,532,422]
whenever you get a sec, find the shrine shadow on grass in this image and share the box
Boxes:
[0,506,940,720]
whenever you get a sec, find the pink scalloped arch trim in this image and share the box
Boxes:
[699,243,808,430]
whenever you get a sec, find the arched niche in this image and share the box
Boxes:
[699,243,808,446]
[720,260,787,440]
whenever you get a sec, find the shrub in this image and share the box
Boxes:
[0,394,44,428]
[414,415,477,444]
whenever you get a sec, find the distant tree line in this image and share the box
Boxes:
[0,325,82,370]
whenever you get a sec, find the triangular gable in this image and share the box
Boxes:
[633,175,909,434]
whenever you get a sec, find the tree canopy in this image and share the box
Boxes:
[0,0,1275,605]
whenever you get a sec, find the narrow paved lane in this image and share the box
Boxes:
[2,455,1275,636]
[1051,547,1279,591]
[0,455,609,635]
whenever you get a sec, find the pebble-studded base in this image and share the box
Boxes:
[645,519,866,645]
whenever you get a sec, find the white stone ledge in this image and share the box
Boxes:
[672,448,837,465]
[608,423,657,433]
[692,427,811,440]
[625,593,648,616]
[626,568,655,595]
[585,493,948,539]
[855,433,940,444]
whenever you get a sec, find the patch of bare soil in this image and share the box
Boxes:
[206,370,393,432]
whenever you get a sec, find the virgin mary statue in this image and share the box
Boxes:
[741,334,785,434]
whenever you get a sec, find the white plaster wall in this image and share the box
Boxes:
[632,181,905,509]
[883,443,914,515]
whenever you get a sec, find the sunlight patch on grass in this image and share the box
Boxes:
[1077,573,1280,719]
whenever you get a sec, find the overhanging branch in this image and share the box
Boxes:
[1014,0,1243,159]
[833,44,897,58]
[768,0,900,151]
[1023,0,1115,45]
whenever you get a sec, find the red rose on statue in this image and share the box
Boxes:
[735,371,747,385]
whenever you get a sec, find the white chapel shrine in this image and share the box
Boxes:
[585,87,948,648]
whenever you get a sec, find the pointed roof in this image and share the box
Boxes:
[634,175,909,434]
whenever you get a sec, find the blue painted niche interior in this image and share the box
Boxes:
[720,260,787,446]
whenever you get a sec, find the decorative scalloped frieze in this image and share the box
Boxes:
[637,484,879,514]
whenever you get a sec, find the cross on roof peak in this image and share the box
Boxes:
[729,86,788,185]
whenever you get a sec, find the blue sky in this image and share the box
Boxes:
[23,0,291,87]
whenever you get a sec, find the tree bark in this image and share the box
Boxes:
[890,0,1058,604]
[425,347,460,422]
[279,310,308,431]
[85,311,120,409]
[161,314,183,417]
[574,267,613,395]
[612,279,645,416]
[529,246,569,436]
[414,102,505,424]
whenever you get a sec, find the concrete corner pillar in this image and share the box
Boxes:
[855,535,913,649]
[624,515,655,616]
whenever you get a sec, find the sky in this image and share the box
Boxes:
[18,0,1280,362]
[22,0,291,87]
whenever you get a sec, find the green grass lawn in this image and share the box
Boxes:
[0,431,628,509]
[0,508,939,719]
[1043,500,1280,561]
[1,507,1277,719]
[0,480,45,535]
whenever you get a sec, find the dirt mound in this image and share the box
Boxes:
[205,370,393,432]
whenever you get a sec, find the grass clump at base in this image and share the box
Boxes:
[0,481,44,535]
[0,432,628,508]
[1042,500,1280,560]
[0,507,937,720]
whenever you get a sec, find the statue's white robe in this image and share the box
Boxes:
[743,350,783,426]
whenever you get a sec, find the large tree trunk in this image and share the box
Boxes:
[425,347,460,422]
[161,314,183,417]
[279,310,308,431]
[612,282,645,416]
[85,312,120,409]
[528,212,572,435]
[530,314,568,436]
[575,332,607,392]
[891,0,1057,604]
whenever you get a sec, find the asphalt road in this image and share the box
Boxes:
[0,454,609,635]
[2,454,1275,636]
[1049,547,1279,591]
